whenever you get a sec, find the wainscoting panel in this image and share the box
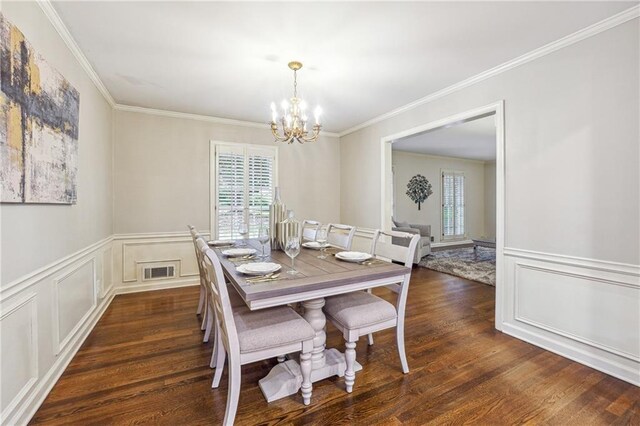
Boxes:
[503,247,640,386]
[112,232,209,293]
[52,259,96,355]
[101,246,113,298]
[0,293,38,420]
[0,237,113,425]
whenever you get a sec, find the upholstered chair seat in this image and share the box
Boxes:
[324,292,397,330]
[233,306,315,354]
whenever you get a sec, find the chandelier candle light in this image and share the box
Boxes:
[270,61,322,144]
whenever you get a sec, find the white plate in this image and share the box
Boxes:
[302,241,326,250]
[335,251,372,262]
[236,263,281,276]
[221,248,257,257]
[208,240,235,247]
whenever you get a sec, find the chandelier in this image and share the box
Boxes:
[270,61,322,144]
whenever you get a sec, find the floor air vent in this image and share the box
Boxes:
[142,265,175,281]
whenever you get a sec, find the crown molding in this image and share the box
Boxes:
[36,0,116,107]
[114,104,341,138]
[34,0,637,138]
[338,5,640,138]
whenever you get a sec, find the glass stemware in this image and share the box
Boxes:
[237,222,249,247]
[316,227,328,259]
[284,236,301,275]
[258,227,270,259]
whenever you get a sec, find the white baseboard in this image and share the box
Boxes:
[432,239,473,248]
[502,322,640,386]
[115,278,199,295]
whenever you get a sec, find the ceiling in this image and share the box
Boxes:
[392,115,496,161]
[52,1,635,133]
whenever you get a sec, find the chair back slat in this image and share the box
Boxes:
[302,220,321,242]
[190,227,206,286]
[370,230,418,267]
[199,241,240,356]
[370,230,419,316]
[326,223,356,250]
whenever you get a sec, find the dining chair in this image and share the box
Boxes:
[188,225,209,334]
[326,223,357,250]
[201,248,315,425]
[323,229,419,393]
[195,238,245,344]
[301,220,321,242]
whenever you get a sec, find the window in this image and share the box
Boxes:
[442,170,465,239]
[212,142,277,240]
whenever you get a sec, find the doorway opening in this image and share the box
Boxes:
[380,101,505,329]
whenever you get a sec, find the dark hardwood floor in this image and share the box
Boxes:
[31,268,639,425]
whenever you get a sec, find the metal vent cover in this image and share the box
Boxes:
[142,265,175,281]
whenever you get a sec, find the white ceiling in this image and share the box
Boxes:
[392,114,496,161]
[52,1,635,133]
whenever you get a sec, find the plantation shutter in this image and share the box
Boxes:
[216,145,246,240]
[214,144,277,240]
[442,170,465,238]
[247,147,275,238]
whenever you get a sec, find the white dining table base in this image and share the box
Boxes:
[258,297,362,402]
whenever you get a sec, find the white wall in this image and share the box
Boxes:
[392,151,487,243]
[111,110,341,292]
[113,110,341,235]
[484,161,496,238]
[1,5,113,286]
[0,3,115,424]
[340,20,640,384]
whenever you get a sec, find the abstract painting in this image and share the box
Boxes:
[0,14,80,204]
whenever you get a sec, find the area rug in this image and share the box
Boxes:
[419,247,496,286]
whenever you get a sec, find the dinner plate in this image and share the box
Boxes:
[236,263,281,276]
[208,240,235,247]
[335,251,372,262]
[302,241,326,250]
[221,248,257,257]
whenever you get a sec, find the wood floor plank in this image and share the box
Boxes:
[30,268,639,425]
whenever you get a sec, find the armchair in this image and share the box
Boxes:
[391,218,431,263]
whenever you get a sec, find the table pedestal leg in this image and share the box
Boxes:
[258,297,362,402]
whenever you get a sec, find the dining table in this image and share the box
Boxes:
[211,238,411,402]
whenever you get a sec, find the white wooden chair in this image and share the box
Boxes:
[323,229,419,393]
[201,248,315,425]
[301,220,321,242]
[189,226,209,336]
[326,223,357,250]
[195,238,245,345]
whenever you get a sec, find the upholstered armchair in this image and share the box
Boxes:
[391,218,431,263]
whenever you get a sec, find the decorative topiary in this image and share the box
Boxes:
[406,174,433,210]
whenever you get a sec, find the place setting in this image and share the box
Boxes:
[237,262,283,283]
[333,251,384,266]
[220,247,258,264]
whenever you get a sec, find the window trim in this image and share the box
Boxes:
[440,169,466,241]
[210,141,279,240]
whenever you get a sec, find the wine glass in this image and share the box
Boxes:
[316,227,328,259]
[237,222,249,247]
[258,227,269,259]
[284,236,301,275]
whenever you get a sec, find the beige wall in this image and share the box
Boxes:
[484,161,496,238]
[113,110,341,235]
[1,3,113,285]
[340,20,639,264]
[392,152,487,243]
